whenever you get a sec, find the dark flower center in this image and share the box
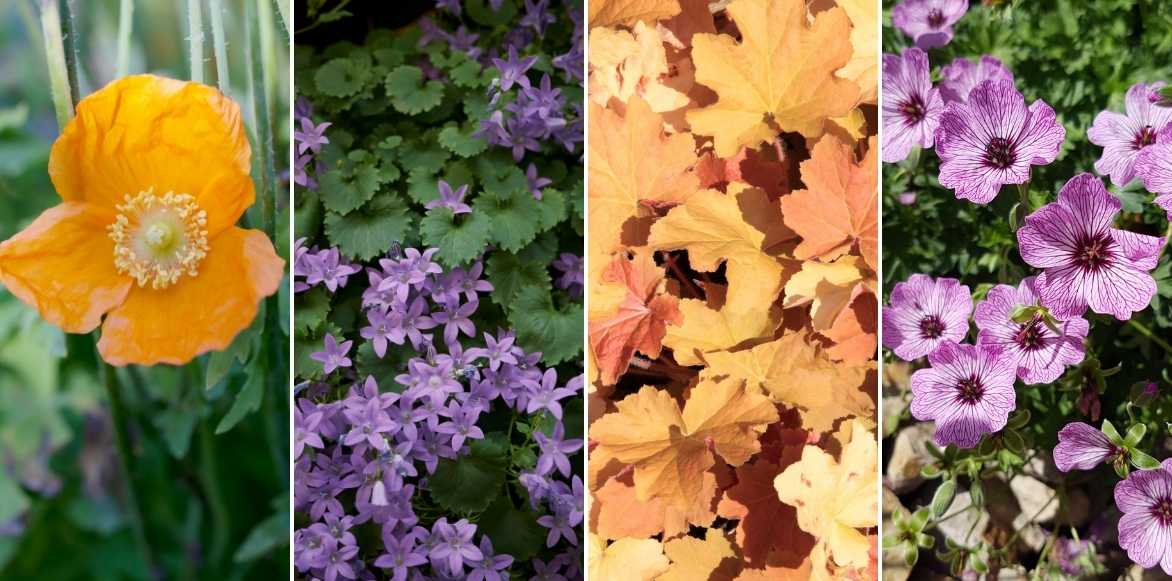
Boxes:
[1153,498,1172,526]
[1014,318,1047,351]
[899,94,926,125]
[1073,233,1113,272]
[927,9,945,27]
[983,137,1017,169]
[919,315,945,339]
[1134,125,1158,149]
[956,375,984,405]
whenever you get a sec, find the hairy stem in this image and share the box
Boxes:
[1127,318,1172,355]
[208,0,229,90]
[187,0,204,83]
[101,361,157,577]
[115,0,133,77]
[38,0,73,128]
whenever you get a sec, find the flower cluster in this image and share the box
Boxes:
[884,2,1172,574]
[294,245,584,581]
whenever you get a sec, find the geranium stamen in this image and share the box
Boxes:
[108,189,209,289]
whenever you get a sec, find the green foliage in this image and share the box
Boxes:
[429,433,509,513]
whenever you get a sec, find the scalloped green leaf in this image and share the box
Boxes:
[325,196,414,261]
[315,57,370,98]
[509,285,583,365]
[429,433,508,513]
[438,124,488,158]
[420,208,491,266]
[385,65,445,115]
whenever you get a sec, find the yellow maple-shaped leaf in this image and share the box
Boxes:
[701,331,869,433]
[589,97,699,253]
[783,255,867,331]
[647,187,787,314]
[589,0,682,27]
[658,528,742,581]
[663,298,780,366]
[836,0,878,104]
[593,469,717,540]
[591,378,778,509]
[589,23,691,113]
[774,419,877,569]
[781,135,878,270]
[687,0,859,157]
[589,534,671,581]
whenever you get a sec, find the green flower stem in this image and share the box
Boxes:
[38,0,73,128]
[199,419,230,568]
[187,0,204,83]
[115,0,133,77]
[100,359,157,577]
[208,0,229,90]
[257,0,278,149]
[1127,318,1172,355]
[272,0,290,44]
[246,0,278,240]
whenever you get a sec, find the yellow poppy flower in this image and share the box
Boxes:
[0,75,284,366]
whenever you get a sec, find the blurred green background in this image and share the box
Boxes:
[0,1,290,579]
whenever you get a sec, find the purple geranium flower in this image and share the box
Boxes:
[468,537,513,581]
[892,0,968,50]
[551,253,583,298]
[295,117,331,154]
[939,55,1014,104]
[425,180,473,215]
[1088,81,1172,187]
[491,45,537,92]
[534,423,583,477]
[525,162,553,199]
[1114,459,1172,574]
[311,334,353,375]
[882,47,944,163]
[429,518,483,575]
[883,274,972,361]
[973,276,1088,384]
[1017,173,1163,320]
[373,531,428,581]
[305,248,363,292]
[936,79,1065,204]
[909,341,1017,448]
[1053,421,1118,472]
[1136,124,1172,219]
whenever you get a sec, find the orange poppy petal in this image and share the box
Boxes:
[0,202,132,333]
[49,74,253,236]
[97,227,284,366]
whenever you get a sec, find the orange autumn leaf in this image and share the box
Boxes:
[687,0,859,156]
[647,187,788,314]
[781,135,878,270]
[590,378,778,509]
[589,250,683,386]
[774,419,878,570]
[0,75,283,366]
[588,534,671,581]
[589,22,691,113]
[592,468,717,540]
[589,97,699,253]
[659,528,743,581]
[701,331,869,433]
[717,460,814,564]
[589,0,682,28]
[822,288,877,364]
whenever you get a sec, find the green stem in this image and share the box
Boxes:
[115,0,133,77]
[272,0,291,41]
[247,0,278,240]
[101,361,157,577]
[1127,318,1172,355]
[57,0,80,104]
[208,0,229,90]
[199,419,230,569]
[187,0,204,83]
[38,0,73,128]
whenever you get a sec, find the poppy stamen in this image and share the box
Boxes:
[108,189,209,289]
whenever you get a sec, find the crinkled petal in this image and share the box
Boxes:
[1017,204,1082,269]
[0,202,131,332]
[98,227,284,365]
[1056,173,1120,235]
[1015,99,1065,166]
[1117,511,1170,569]
[49,75,254,236]
[1053,422,1114,472]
